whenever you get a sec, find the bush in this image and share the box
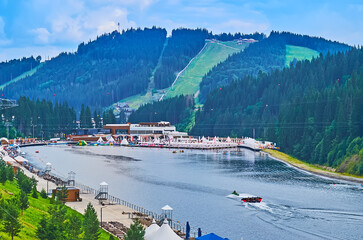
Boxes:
[40,189,48,199]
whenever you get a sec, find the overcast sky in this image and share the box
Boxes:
[0,0,362,62]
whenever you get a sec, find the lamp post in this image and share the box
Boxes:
[100,206,107,228]
[45,162,52,195]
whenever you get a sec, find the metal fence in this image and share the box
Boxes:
[74,181,200,237]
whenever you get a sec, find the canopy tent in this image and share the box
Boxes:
[145,219,160,237]
[121,139,129,146]
[96,137,104,144]
[0,137,9,145]
[107,136,115,144]
[201,136,207,143]
[145,219,182,240]
[226,136,231,143]
[76,140,87,146]
[196,233,229,240]
[153,138,160,144]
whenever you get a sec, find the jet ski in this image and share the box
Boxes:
[226,191,262,203]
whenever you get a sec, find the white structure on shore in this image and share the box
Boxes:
[145,219,182,240]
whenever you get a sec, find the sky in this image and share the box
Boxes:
[0,0,362,62]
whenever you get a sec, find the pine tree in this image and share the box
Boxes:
[40,188,48,199]
[18,190,29,215]
[83,202,100,240]
[32,185,38,198]
[3,201,22,240]
[66,212,83,240]
[124,219,145,240]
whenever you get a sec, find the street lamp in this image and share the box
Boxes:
[45,162,52,195]
[100,206,107,228]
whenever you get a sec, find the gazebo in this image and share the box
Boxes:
[145,219,182,240]
[161,205,173,220]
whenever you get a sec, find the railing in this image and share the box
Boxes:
[74,181,200,237]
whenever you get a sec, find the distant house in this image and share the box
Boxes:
[237,38,258,44]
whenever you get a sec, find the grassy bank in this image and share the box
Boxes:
[0,180,112,240]
[263,149,363,184]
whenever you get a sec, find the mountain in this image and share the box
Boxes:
[198,31,351,102]
[191,47,363,175]
[0,56,41,90]
[3,27,167,110]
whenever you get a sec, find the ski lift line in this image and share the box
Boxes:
[0,204,23,224]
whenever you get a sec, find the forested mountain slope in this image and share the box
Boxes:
[3,27,167,110]
[198,31,350,102]
[154,29,265,89]
[191,48,363,175]
[0,56,41,87]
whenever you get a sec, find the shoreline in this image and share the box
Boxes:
[263,149,363,184]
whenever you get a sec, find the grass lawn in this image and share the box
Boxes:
[166,41,248,99]
[0,180,113,240]
[263,149,363,182]
[285,45,319,67]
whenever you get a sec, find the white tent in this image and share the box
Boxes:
[154,138,160,144]
[201,136,206,143]
[107,136,115,144]
[145,219,160,237]
[121,138,129,146]
[145,219,182,240]
[226,136,231,143]
[97,137,104,144]
[0,137,9,145]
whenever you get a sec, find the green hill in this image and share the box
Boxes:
[0,179,112,240]
[165,40,248,101]
[116,40,248,109]
[0,63,43,90]
[285,45,319,66]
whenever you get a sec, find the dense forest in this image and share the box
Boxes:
[198,31,351,102]
[129,95,194,128]
[3,27,167,110]
[191,48,363,175]
[1,97,79,139]
[154,28,210,89]
[154,29,266,89]
[0,56,41,86]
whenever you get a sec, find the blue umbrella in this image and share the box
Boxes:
[186,222,190,240]
[198,228,202,237]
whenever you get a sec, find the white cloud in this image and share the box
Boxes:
[0,16,11,46]
[30,27,51,44]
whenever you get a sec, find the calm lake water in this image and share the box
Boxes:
[23,145,363,240]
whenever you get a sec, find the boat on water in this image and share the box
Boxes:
[226,191,262,203]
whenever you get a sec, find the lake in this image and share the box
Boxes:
[22,145,363,240]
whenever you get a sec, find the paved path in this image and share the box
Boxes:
[12,158,135,227]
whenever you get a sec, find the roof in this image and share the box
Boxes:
[196,233,229,240]
[161,205,173,211]
[145,219,182,240]
[145,219,160,237]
